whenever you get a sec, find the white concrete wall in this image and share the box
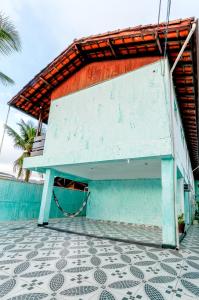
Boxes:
[41,60,172,167]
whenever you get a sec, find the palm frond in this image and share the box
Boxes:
[17,119,29,140]
[17,119,35,140]
[17,119,37,151]
[0,12,21,56]
[0,71,14,85]
[5,124,26,149]
[8,119,37,182]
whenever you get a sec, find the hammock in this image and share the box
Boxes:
[53,187,90,218]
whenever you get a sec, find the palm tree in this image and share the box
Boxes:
[0,12,21,85]
[6,120,37,182]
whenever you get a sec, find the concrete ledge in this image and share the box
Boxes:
[37,222,48,227]
[162,244,176,249]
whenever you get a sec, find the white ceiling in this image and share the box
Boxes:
[54,158,161,180]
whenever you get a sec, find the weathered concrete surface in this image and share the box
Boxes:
[161,158,176,247]
[86,179,162,226]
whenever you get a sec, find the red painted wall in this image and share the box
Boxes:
[51,56,161,100]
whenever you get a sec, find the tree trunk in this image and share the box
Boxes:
[25,169,30,182]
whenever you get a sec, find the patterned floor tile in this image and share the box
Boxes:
[3,287,49,300]
[0,275,48,299]
[172,272,199,299]
[0,220,199,300]
[49,218,162,246]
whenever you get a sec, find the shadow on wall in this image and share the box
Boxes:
[0,178,86,221]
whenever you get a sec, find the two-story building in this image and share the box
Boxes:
[8,17,199,248]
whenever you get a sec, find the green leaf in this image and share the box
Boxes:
[5,119,37,181]
[0,71,14,85]
[0,13,21,56]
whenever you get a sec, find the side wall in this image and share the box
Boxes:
[195,180,199,211]
[0,179,86,221]
[86,179,162,226]
[172,82,195,222]
[160,60,195,224]
[173,93,194,187]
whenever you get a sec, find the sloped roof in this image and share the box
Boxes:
[8,17,199,175]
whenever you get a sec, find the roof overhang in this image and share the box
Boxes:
[8,17,199,177]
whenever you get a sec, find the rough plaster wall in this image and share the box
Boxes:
[168,84,195,222]
[173,95,194,187]
[195,180,199,202]
[0,179,85,221]
[42,60,171,167]
[86,179,162,226]
[176,178,184,215]
[161,60,194,189]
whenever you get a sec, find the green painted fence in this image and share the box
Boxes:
[0,178,86,221]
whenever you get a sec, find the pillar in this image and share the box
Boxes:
[177,177,184,214]
[184,190,191,230]
[38,169,55,226]
[161,158,177,248]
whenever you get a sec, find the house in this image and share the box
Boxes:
[8,17,199,248]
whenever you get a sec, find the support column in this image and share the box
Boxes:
[161,158,177,248]
[184,191,190,229]
[177,177,184,214]
[38,169,55,226]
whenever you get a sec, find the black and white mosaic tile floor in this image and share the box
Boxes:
[0,219,199,300]
[48,218,162,246]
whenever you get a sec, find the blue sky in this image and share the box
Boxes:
[0,0,198,176]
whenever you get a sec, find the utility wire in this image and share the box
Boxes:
[162,0,172,75]
[0,105,11,154]
[156,0,164,73]
[157,0,162,31]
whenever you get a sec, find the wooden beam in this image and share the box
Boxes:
[186,130,198,134]
[74,43,88,62]
[36,109,43,137]
[181,103,195,108]
[155,33,163,55]
[185,122,197,126]
[39,76,53,88]
[182,115,196,120]
[20,94,50,114]
[107,39,117,57]
[20,95,31,102]
[182,110,196,116]
[186,126,197,130]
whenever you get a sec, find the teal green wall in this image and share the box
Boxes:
[86,179,162,226]
[161,158,176,246]
[0,178,86,221]
[21,58,195,231]
[24,59,171,173]
[173,92,194,189]
[195,180,199,203]
[176,178,184,215]
[154,59,195,192]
